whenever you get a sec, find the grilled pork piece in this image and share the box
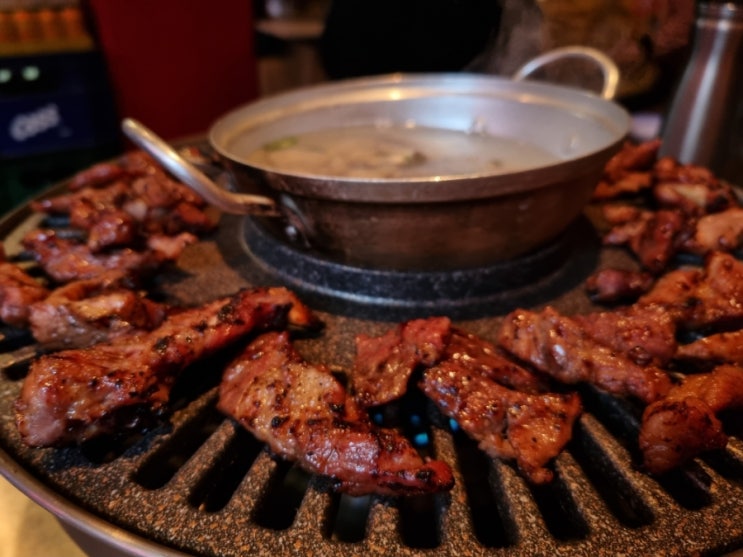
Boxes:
[602,207,686,274]
[443,329,550,394]
[16,287,317,447]
[572,304,678,368]
[592,139,659,200]
[67,160,129,191]
[421,344,581,484]
[0,254,49,328]
[21,229,196,283]
[639,251,743,331]
[218,331,454,496]
[639,365,743,474]
[681,207,743,255]
[652,156,735,215]
[675,330,743,367]
[32,151,214,252]
[584,268,655,304]
[497,307,672,404]
[350,317,451,408]
[28,272,166,350]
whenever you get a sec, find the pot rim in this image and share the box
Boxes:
[208,72,630,202]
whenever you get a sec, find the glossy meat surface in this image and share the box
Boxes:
[639,365,743,474]
[497,306,672,404]
[572,304,678,367]
[350,316,451,408]
[421,344,581,484]
[218,331,454,496]
[16,287,315,446]
[28,272,166,349]
[22,229,195,283]
[0,261,49,328]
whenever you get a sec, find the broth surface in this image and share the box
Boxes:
[242,125,556,179]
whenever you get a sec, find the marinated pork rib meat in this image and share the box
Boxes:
[638,251,743,331]
[66,160,130,191]
[218,331,454,496]
[584,268,655,303]
[602,206,686,274]
[350,317,452,408]
[21,229,196,283]
[16,287,318,447]
[421,356,581,484]
[639,365,743,474]
[592,139,659,200]
[0,257,49,328]
[31,150,216,252]
[443,328,550,394]
[572,304,678,367]
[675,330,743,366]
[28,272,166,350]
[680,207,743,255]
[497,307,672,404]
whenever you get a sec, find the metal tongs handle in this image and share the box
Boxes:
[512,46,620,100]
[121,118,280,217]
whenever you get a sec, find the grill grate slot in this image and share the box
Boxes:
[251,461,311,531]
[654,464,714,510]
[188,425,264,512]
[703,438,743,488]
[398,494,443,549]
[133,401,224,490]
[579,386,643,455]
[568,419,655,528]
[451,428,516,548]
[528,470,590,542]
[330,494,372,543]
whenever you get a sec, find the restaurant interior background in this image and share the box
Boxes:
[0,0,697,211]
[0,1,715,556]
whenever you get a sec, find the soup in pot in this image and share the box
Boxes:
[242,124,557,179]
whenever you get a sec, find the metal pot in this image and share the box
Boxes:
[125,47,630,271]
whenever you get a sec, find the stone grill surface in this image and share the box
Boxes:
[1,199,743,557]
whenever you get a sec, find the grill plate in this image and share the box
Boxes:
[2,191,743,557]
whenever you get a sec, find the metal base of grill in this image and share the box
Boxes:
[3,195,743,557]
[232,215,601,321]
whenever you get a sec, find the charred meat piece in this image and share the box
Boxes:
[21,229,195,283]
[584,268,655,304]
[592,139,659,200]
[639,251,743,331]
[639,365,743,474]
[28,271,166,350]
[602,206,686,274]
[675,330,743,367]
[653,156,734,213]
[33,152,215,252]
[604,139,661,181]
[680,207,743,255]
[350,316,451,408]
[32,180,130,219]
[67,160,129,191]
[0,259,49,328]
[421,356,581,484]
[16,287,317,447]
[443,328,549,394]
[218,331,454,496]
[497,307,672,404]
[572,304,678,368]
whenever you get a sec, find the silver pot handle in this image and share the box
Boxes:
[121,118,280,217]
[512,46,620,100]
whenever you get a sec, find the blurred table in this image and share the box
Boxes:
[0,475,85,557]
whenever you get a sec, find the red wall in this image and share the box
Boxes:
[87,0,259,140]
